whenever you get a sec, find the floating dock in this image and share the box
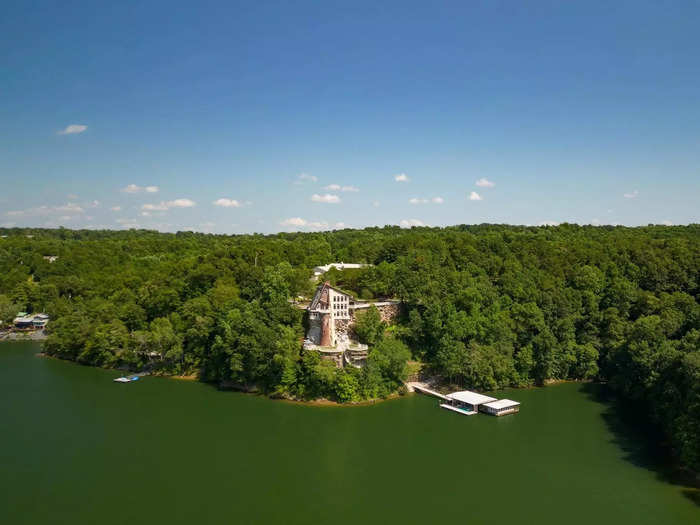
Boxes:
[439,403,477,416]
[409,383,520,417]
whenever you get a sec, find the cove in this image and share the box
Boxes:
[1,342,697,525]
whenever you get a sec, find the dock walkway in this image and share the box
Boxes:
[406,382,450,401]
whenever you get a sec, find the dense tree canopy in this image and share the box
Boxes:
[1,223,698,470]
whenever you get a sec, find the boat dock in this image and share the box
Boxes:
[408,382,520,417]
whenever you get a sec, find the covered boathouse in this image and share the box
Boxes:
[480,399,521,416]
[440,391,498,416]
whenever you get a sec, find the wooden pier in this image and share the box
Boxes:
[406,382,450,401]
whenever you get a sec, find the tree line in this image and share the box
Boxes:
[0,223,698,471]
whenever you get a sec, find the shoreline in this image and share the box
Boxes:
[34,350,406,407]
[33,350,587,407]
[0,330,48,342]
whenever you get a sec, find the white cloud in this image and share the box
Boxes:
[399,219,427,228]
[281,217,307,227]
[661,220,673,226]
[58,124,87,135]
[623,190,639,199]
[110,206,122,211]
[538,221,560,226]
[0,222,16,227]
[122,184,160,194]
[213,198,242,208]
[140,199,194,212]
[394,173,409,182]
[311,193,341,204]
[372,201,380,207]
[142,203,169,211]
[54,203,84,213]
[8,203,85,217]
[324,184,359,192]
[475,178,495,188]
[410,197,443,205]
[166,198,195,208]
[280,217,329,230]
[334,222,346,229]
[469,191,482,201]
[294,173,317,184]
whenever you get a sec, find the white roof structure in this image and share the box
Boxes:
[446,391,497,405]
[483,399,520,410]
[352,301,399,309]
[313,262,369,275]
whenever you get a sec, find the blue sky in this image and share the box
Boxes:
[1,1,698,233]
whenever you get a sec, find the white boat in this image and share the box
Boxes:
[113,377,131,383]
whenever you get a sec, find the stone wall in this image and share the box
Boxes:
[335,318,352,340]
[320,352,343,368]
[375,303,400,324]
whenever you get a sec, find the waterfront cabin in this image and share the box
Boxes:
[441,390,498,416]
[13,315,35,329]
[481,399,520,416]
[32,313,49,329]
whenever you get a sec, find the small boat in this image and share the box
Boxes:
[114,376,141,383]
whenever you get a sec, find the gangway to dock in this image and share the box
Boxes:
[407,382,450,401]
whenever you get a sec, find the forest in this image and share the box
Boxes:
[0,223,698,471]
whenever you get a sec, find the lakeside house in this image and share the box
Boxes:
[304,281,399,368]
[13,312,49,330]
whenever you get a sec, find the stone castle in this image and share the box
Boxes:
[303,281,399,368]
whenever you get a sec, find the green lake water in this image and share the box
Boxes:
[1,342,697,524]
